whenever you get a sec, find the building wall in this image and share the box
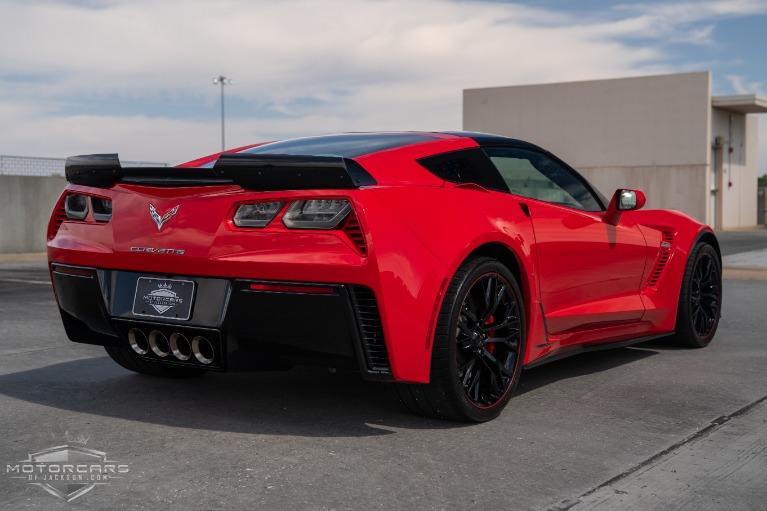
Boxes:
[745,116,758,226]
[0,156,168,254]
[463,72,713,224]
[0,176,66,253]
[710,110,758,228]
[578,165,708,222]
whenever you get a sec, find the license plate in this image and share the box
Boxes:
[132,277,195,320]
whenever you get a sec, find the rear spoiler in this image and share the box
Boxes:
[64,153,377,190]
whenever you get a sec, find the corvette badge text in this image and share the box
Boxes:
[130,246,186,255]
[6,437,130,502]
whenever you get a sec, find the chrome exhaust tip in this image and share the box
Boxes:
[148,330,170,358]
[128,328,148,355]
[191,336,215,365]
[169,333,192,361]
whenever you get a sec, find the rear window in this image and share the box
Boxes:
[239,133,439,159]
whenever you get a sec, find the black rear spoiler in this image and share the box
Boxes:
[64,153,377,190]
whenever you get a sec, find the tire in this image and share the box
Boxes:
[669,242,722,348]
[391,256,526,422]
[104,345,207,378]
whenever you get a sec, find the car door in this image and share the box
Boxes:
[483,147,649,341]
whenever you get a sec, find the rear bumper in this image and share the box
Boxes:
[51,264,393,381]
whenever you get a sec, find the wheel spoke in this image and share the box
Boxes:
[484,334,519,350]
[481,282,506,324]
[459,358,476,387]
[483,349,514,379]
[457,315,475,338]
[469,368,481,402]
[462,300,478,324]
[482,276,495,314]
[483,314,518,332]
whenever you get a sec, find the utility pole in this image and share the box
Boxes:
[212,76,232,151]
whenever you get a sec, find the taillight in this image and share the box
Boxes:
[282,199,351,229]
[64,194,88,220]
[92,197,113,222]
[62,193,112,222]
[233,201,285,227]
[229,197,366,255]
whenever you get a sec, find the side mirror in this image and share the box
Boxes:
[605,189,646,225]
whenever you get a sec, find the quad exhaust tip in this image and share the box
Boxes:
[192,336,215,365]
[128,328,214,364]
[169,333,192,361]
[128,328,148,355]
[148,330,170,358]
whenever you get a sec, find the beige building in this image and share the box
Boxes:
[464,72,767,229]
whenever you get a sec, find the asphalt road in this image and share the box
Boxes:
[0,234,765,510]
[716,228,767,256]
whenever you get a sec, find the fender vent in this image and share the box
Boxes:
[349,286,390,374]
[647,232,674,288]
[48,198,68,240]
[342,211,367,256]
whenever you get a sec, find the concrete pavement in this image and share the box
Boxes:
[0,230,765,510]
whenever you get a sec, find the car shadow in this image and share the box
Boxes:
[517,342,661,395]
[0,342,664,437]
[0,358,454,437]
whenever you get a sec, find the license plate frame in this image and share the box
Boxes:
[132,277,195,321]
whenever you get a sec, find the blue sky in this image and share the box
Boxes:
[0,0,766,169]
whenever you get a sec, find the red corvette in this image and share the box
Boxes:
[47,132,722,421]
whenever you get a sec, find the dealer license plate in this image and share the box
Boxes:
[132,277,195,320]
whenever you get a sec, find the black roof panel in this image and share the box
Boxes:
[440,131,544,150]
[239,133,440,159]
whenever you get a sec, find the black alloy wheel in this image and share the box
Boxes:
[690,249,721,337]
[390,256,526,422]
[670,242,722,348]
[456,272,521,408]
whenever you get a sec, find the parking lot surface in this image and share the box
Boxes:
[0,235,765,510]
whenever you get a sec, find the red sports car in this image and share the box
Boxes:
[47,132,722,421]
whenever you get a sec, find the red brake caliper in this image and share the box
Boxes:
[485,315,495,354]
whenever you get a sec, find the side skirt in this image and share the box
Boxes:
[523,333,672,369]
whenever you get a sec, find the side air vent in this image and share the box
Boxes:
[349,286,391,374]
[647,232,674,288]
[48,199,68,240]
[342,211,367,256]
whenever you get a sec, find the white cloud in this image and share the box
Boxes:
[725,74,766,96]
[0,0,764,163]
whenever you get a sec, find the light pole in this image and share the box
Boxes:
[212,75,232,151]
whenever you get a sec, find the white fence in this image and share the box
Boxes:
[0,155,166,177]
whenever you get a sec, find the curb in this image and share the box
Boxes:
[723,266,767,281]
[0,253,47,265]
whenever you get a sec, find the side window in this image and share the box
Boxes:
[417,148,509,192]
[484,147,602,212]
